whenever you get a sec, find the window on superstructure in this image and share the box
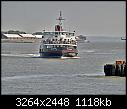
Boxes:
[62,32,64,35]
[55,32,58,35]
[69,33,74,36]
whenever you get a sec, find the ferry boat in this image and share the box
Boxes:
[39,11,78,58]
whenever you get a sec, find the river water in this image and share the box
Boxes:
[1,36,126,95]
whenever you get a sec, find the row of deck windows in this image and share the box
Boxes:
[43,32,74,36]
[43,39,77,45]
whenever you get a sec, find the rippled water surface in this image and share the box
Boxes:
[1,37,126,94]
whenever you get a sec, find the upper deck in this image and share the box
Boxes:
[43,31,75,37]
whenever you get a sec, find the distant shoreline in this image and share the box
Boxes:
[1,39,41,43]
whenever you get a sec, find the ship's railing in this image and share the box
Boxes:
[42,39,77,45]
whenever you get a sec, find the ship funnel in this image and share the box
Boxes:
[55,25,63,31]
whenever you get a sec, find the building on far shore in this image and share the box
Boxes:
[1,33,8,39]
[2,33,22,39]
[19,34,36,39]
[1,33,42,43]
[32,32,44,39]
[1,32,44,39]
[1,30,45,42]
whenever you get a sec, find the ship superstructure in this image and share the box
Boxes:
[39,11,78,58]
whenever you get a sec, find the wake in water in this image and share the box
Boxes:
[81,49,95,53]
[80,49,116,55]
[92,52,116,55]
[2,73,104,81]
[61,56,80,59]
[1,53,40,58]
[1,53,80,59]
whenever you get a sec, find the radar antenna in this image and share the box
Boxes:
[56,11,65,27]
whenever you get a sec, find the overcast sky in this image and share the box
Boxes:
[1,1,126,37]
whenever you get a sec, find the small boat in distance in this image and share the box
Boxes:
[121,37,126,40]
[39,11,78,58]
[76,35,90,43]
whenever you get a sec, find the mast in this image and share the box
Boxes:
[56,11,65,32]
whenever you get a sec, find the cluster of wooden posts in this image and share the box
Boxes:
[104,60,126,77]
